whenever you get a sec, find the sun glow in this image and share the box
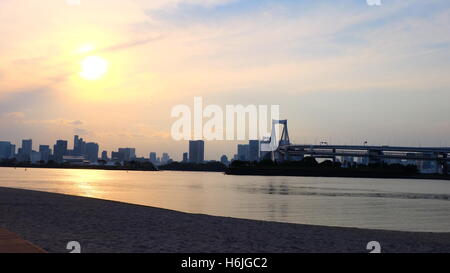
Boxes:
[76,44,95,54]
[80,56,109,80]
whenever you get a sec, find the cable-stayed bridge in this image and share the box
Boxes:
[261,120,450,174]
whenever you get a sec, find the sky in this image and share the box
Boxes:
[1,0,450,160]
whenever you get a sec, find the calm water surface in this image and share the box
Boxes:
[1,167,449,232]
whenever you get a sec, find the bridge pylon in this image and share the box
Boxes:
[260,120,291,162]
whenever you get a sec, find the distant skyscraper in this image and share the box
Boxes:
[10,144,16,159]
[101,151,108,161]
[111,151,123,162]
[39,145,51,162]
[237,144,249,161]
[189,140,204,164]
[161,153,170,165]
[115,148,136,162]
[85,142,99,163]
[20,139,32,162]
[0,141,13,160]
[53,140,68,163]
[31,151,41,164]
[74,135,79,150]
[73,135,86,156]
[149,152,157,163]
[182,152,188,163]
[248,140,260,161]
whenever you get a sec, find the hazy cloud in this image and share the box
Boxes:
[3,112,26,119]
[97,36,164,53]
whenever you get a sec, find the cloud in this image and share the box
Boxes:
[97,36,164,53]
[70,120,83,125]
[136,0,239,11]
[22,118,85,127]
[3,112,26,119]
[73,128,89,135]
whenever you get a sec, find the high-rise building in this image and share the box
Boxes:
[101,151,108,161]
[73,135,86,156]
[189,140,204,164]
[113,148,136,162]
[74,135,79,150]
[53,140,68,163]
[237,144,249,161]
[31,151,41,164]
[248,140,260,161]
[0,141,13,160]
[85,142,99,163]
[149,152,157,163]
[39,145,51,162]
[10,144,16,159]
[161,153,171,165]
[121,148,136,161]
[20,139,32,162]
[111,151,123,162]
[182,152,188,163]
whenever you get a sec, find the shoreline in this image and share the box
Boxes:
[2,165,449,181]
[1,187,449,253]
[0,164,157,172]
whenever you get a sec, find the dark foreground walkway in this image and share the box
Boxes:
[0,228,46,253]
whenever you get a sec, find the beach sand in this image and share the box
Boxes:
[0,187,449,253]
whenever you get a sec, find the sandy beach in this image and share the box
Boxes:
[0,186,449,253]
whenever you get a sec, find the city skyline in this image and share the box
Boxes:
[3,127,450,163]
[0,135,210,163]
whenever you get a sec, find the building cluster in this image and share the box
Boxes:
[148,152,173,166]
[233,140,261,162]
[2,134,265,168]
[0,136,207,167]
[0,136,99,165]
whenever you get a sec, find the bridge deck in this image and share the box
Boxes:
[286,145,450,153]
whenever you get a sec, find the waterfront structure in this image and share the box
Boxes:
[63,156,90,165]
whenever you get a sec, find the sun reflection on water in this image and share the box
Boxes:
[60,169,109,198]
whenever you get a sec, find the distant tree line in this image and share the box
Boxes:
[0,158,157,171]
[158,161,226,172]
[229,157,418,174]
